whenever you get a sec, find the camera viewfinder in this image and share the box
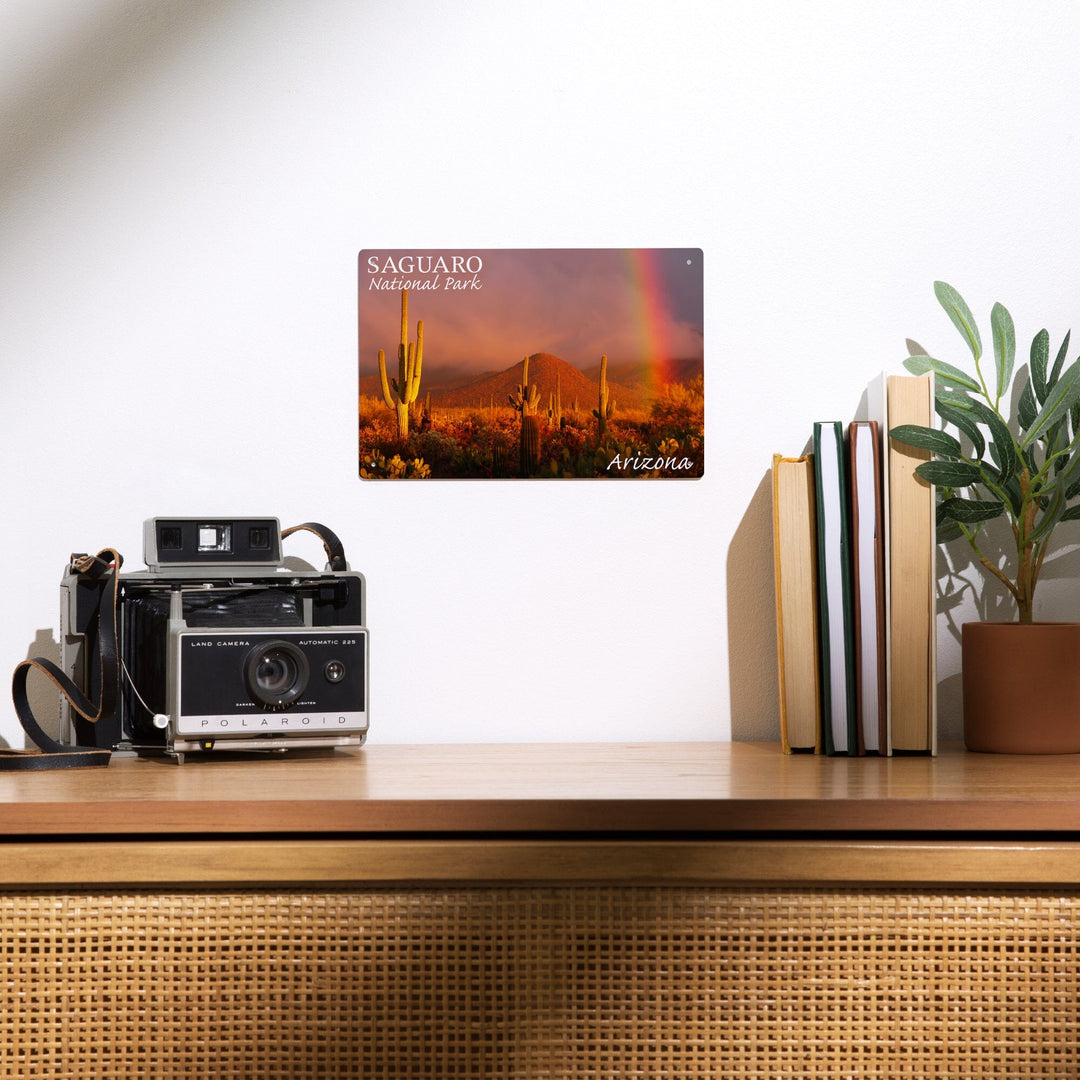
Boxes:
[160,526,183,550]
[198,524,232,553]
[248,526,271,550]
[145,517,284,568]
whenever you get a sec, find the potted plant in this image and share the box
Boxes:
[890,281,1080,752]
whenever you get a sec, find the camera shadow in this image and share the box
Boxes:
[11,629,62,750]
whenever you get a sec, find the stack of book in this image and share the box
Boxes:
[772,373,937,755]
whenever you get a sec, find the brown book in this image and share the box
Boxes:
[848,421,887,754]
[772,453,822,753]
[883,375,937,753]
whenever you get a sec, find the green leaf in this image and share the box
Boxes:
[903,354,980,391]
[1021,443,1039,478]
[1050,329,1071,388]
[1002,474,1023,516]
[938,496,1005,524]
[1030,329,1050,404]
[1046,412,1068,453]
[1021,356,1080,448]
[991,301,1015,403]
[977,461,1007,492]
[968,400,1018,484]
[888,424,962,457]
[1054,442,1071,477]
[935,386,976,409]
[936,399,985,459]
[934,280,983,362]
[1050,443,1080,496]
[1018,379,1038,431]
[937,520,966,543]
[1062,504,1080,521]
[1027,489,1066,545]
[916,460,982,486]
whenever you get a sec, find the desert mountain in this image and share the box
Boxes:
[584,356,703,389]
[431,353,596,409]
[360,352,661,414]
[358,361,495,401]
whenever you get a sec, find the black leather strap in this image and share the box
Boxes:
[4,549,121,770]
[281,522,348,571]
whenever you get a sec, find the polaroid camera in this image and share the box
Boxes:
[57,517,368,762]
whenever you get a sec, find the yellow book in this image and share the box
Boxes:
[884,374,937,753]
[772,453,822,753]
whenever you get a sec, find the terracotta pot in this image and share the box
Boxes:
[963,622,1080,753]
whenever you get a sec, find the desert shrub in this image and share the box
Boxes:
[650,377,704,439]
[414,429,464,472]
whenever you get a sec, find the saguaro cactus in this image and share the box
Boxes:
[509,355,541,415]
[378,289,424,441]
[547,373,563,428]
[520,415,541,476]
[509,355,542,476]
[593,354,616,437]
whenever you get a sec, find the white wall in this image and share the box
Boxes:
[3,0,1079,748]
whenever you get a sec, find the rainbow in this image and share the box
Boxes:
[622,248,688,393]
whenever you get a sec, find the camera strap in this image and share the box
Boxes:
[281,522,348,571]
[4,549,121,770]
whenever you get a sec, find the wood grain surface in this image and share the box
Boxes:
[2,837,1079,887]
[1,741,1079,836]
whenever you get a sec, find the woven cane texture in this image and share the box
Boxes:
[0,886,1077,1078]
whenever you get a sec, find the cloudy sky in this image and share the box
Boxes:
[358,248,703,377]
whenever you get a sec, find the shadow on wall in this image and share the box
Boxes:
[9,629,63,751]
[726,469,780,741]
[2,0,237,196]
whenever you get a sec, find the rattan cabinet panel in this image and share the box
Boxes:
[1,885,1077,1079]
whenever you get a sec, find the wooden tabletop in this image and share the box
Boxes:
[2,741,1080,837]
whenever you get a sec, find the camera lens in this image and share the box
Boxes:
[244,641,309,708]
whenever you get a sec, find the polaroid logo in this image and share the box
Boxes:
[199,716,352,728]
[185,712,366,734]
